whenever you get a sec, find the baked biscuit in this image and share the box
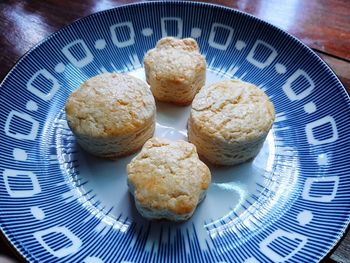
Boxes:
[188,80,275,165]
[144,37,206,105]
[127,137,211,221]
[65,73,156,158]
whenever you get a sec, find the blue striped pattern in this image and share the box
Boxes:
[1,2,350,262]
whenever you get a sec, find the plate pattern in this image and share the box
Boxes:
[0,2,350,263]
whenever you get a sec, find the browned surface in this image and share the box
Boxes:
[0,1,349,262]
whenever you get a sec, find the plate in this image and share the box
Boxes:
[1,2,350,262]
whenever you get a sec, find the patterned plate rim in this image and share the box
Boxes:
[0,2,349,262]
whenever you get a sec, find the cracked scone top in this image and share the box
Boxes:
[188,79,275,165]
[127,137,211,221]
[144,37,206,105]
[65,73,156,158]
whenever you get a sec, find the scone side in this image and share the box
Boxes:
[77,120,155,159]
[189,122,267,165]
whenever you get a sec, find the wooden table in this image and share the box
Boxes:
[0,1,349,262]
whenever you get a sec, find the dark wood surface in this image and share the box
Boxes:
[0,0,349,262]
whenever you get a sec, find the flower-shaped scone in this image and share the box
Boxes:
[144,37,206,105]
[65,73,156,159]
[188,80,275,165]
[127,137,211,221]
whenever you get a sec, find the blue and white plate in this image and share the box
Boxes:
[1,2,349,262]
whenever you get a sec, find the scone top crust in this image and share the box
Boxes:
[65,73,155,137]
[191,80,275,143]
[144,37,206,84]
[127,138,211,215]
[156,37,200,52]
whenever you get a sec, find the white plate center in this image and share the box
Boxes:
[54,68,296,248]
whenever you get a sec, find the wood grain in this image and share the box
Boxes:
[0,1,349,262]
[196,0,350,60]
[0,0,349,82]
[316,52,350,90]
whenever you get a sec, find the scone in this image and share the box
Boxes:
[144,37,206,105]
[65,73,156,159]
[188,80,275,165]
[127,137,211,221]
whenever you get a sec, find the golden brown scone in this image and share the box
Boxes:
[127,137,211,221]
[188,80,275,165]
[144,37,206,105]
[65,73,156,158]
